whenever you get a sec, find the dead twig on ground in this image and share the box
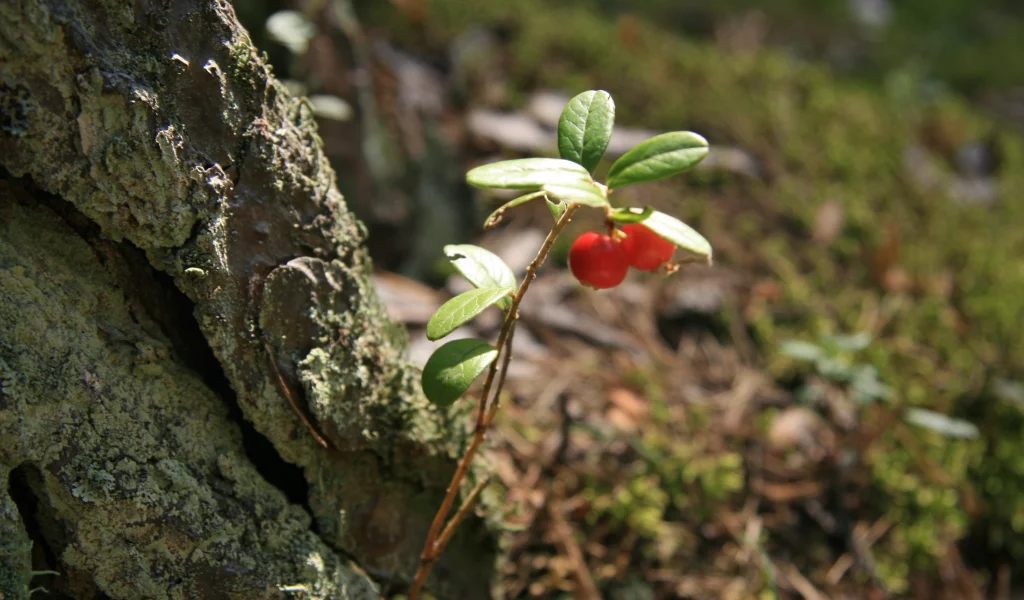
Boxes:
[549,500,601,600]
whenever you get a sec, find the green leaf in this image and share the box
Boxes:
[904,407,979,439]
[558,90,615,173]
[467,158,591,190]
[608,206,655,224]
[444,244,517,310]
[816,357,854,382]
[851,367,892,404]
[823,332,872,353]
[483,190,546,229]
[426,286,514,341]
[779,340,825,363]
[641,210,712,261]
[543,179,608,208]
[606,131,709,189]
[421,339,498,406]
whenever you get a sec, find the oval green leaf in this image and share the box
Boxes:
[778,340,826,363]
[558,90,615,173]
[542,180,608,208]
[443,244,517,310]
[421,338,498,407]
[608,206,655,224]
[606,131,709,189]
[904,407,979,440]
[484,190,546,228]
[467,158,591,190]
[426,286,514,341]
[642,210,713,262]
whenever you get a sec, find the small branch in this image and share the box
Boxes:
[408,204,580,600]
[782,563,827,600]
[434,476,491,556]
[483,321,517,428]
[548,500,600,600]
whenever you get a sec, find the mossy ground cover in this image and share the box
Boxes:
[352,0,1024,596]
[575,0,1024,94]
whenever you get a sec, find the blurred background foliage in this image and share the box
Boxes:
[582,0,1024,92]
[234,0,1023,597]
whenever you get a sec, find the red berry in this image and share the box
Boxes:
[568,232,629,289]
[620,223,675,271]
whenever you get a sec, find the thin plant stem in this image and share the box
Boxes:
[407,204,580,600]
[484,320,516,428]
[429,322,516,560]
[434,476,491,557]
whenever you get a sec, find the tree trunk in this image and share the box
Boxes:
[0,1,493,598]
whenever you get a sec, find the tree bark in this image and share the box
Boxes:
[0,1,493,598]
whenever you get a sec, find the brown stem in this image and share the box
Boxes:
[408,204,580,600]
[483,320,517,428]
[434,476,491,556]
[429,322,517,561]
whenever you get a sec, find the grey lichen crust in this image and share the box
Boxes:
[0,0,493,598]
[0,184,379,599]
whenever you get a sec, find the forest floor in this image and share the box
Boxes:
[239,1,1024,598]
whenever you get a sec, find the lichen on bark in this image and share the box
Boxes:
[0,182,380,598]
[0,1,493,598]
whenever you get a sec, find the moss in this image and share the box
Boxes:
[587,472,670,541]
[867,430,980,570]
[556,0,1024,94]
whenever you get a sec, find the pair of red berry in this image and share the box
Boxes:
[569,223,675,289]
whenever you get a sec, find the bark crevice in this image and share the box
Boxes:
[7,465,61,597]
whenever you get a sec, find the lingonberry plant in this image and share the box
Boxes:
[408,90,713,598]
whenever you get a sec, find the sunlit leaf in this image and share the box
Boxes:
[851,366,892,404]
[608,206,655,224]
[824,332,872,353]
[467,158,591,190]
[558,90,615,173]
[426,286,514,341]
[308,95,353,122]
[606,131,709,189]
[641,210,712,261]
[992,378,1024,404]
[779,340,826,363]
[816,356,855,382]
[444,244,517,310]
[542,179,608,208]
[266,10,316,55]
[904,407,979,439]
[421,339,498,407]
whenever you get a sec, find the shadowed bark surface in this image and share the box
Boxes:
[0,1,494,598]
